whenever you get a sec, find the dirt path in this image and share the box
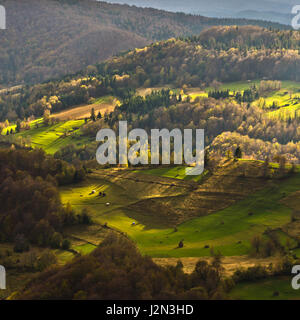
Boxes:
[52,100,116,120]
[154,256,280,276]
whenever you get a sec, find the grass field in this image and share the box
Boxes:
[59,165,300,258]
[137,81,300,120]
[138,166,207,182]
[213,80,300,120]
[229,276,300,300]
[187,80,300,120]
[73,243,97,255]
[2,119,89,155]
[0,94,117,154]
[1,118,43,135]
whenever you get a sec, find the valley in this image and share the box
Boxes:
[1,24,300,301]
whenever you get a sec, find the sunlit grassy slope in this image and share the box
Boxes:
[209,80,300,120]
[137,81,300,120]
[138,166,207,182]
[1,120,89,155]
[60,165,300,258]
[1,118,43,135]
[1,80,300,155]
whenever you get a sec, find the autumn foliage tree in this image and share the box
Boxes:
[0,148,87,247]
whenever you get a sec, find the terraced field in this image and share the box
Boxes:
[2,120,89,154]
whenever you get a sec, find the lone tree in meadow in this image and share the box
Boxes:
[90,108,96,122]
[251,235,262,255]
[178,240,184,248]
[234,146,242,159]
[16,120,21,133]
[43,110,51,126]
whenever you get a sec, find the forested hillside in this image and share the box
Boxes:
[0,148,86,247]
[0,26,298,121]
[0,0,288,86]
[1,16,300,301]
[1,26,300,163]
[17,234,227,300]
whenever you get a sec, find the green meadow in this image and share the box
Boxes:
[1,118,43,135]
[218,80,300,121]
[2,119,89,154]
[1,81,300,260]
[174,80,300,121]
[92,95,115,104]
[139,166,207,182]
[60,167,300,258]
[229,276,300,300]
[73,243,98,255]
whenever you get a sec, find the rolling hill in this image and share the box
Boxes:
[6,159,300,300]
[1,25,299,122]
[1,20,300,301]
[0,0,288,87]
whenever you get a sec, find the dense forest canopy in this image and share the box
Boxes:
[192,26,300,50]
[0,148,86,247]
[0,0,287,87]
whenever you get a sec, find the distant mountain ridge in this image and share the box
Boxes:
[107,0,296,24]
[234,10,293,26]
[0,0,288,87]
